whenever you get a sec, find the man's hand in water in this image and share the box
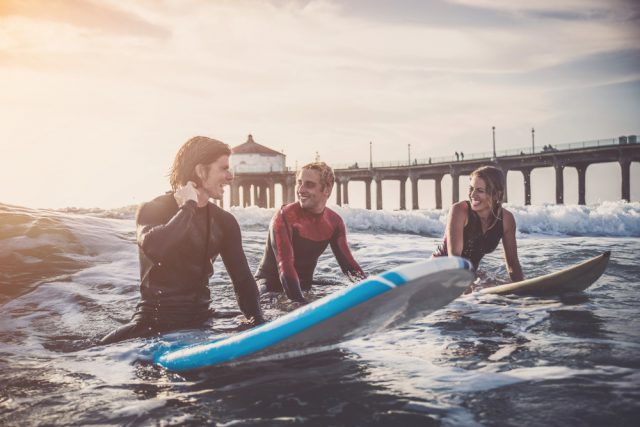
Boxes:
[288,297,309,310]
[237,315,267,330]
[174,181,199,207]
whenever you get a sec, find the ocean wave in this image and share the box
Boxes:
[4,200,639,244]
[508,201,640,237]
[58,205,138,220]
[0,203,134,304]
[231,201,640,237]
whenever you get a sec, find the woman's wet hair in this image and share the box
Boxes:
[299,162,335,192]
[470,165,505,213]
[169,136,231,190]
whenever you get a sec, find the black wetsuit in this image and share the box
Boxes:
[433,201,503,269]
[254,203,365,302]
[100,193,263,344]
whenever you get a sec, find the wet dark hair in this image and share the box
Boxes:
[470,165,505,213]
[169,136,231,190]
[298,162,335,192]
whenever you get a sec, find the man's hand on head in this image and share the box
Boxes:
[174,181,199,207]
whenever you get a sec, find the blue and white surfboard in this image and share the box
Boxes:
[155,256,473,372]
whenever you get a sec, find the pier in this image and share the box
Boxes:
[229,137,639,209]
[229,172,295,208]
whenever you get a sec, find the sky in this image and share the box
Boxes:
[0,0,639,209]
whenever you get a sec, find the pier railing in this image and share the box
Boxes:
[333,136,630,170]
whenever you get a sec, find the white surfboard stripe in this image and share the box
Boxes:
[373,276,398,289]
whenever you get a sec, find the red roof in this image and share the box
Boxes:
[232,135,283,156]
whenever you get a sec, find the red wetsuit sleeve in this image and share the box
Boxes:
[329,217,366,282]
[271,208,306,302]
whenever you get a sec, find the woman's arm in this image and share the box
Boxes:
[445,202,468,256]
[501,209,524,282]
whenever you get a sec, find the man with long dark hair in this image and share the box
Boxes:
[100,136,264,344]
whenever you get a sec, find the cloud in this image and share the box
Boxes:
[1,0,638,208]
[0,0,170,38]
[447,0,636,15]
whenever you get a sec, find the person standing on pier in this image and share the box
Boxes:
[433,165,524,283]
[255,162,366,303]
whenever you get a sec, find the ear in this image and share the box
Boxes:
[195,164,206,181]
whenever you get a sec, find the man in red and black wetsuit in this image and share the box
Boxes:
[254,162,365,303]
[100,136,264,344]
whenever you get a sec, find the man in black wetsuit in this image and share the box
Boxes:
[100,136,264,344]
[254,162,365,303]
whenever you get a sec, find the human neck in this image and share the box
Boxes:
[475,207,493,223]
[304,205,325,215]
[196,194,210,207]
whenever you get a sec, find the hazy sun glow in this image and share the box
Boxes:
[1,0,638,208]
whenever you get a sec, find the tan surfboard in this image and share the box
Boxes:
[479,251,610,297]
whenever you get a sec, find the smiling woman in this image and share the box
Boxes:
[433,165,524,282]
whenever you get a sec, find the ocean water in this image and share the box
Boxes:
[1,201,639,426]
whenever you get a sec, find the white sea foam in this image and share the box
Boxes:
[508,201,640,236]
[75,200,640,237]
[230,201,640,237]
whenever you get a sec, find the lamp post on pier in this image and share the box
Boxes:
[532,127,535,154]
[492,126,496,159]
[408,144,411,165]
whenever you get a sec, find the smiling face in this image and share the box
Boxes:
[296,168,331,213]
[468,175,492,213]
[197,154,232,200]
